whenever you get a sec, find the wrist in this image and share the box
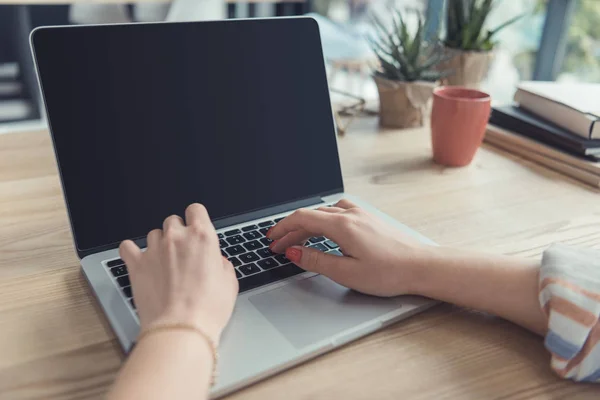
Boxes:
[133,325,219,387]
[147,306,225,345]
[398,245,446,296]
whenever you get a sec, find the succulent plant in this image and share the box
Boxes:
[369,10,450,82]
[445,0,525,51]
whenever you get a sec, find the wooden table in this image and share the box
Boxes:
[1,120,600,399]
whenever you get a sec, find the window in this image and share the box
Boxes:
[557,0,600,82]
[480,0,546,104]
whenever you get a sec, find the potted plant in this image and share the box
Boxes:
[369,11,448,129]
[440,0,524,88]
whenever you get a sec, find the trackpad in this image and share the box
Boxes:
[249,275,404,349]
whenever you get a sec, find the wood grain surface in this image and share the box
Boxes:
[1,119,600,399]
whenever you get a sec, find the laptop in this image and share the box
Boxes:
[30,17,437,397]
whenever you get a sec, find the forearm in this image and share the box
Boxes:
[410,247,548,335]
[108,330,213,400]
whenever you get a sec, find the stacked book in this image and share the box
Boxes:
[486,81,600,188]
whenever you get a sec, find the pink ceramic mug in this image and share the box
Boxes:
[430,87,491,167]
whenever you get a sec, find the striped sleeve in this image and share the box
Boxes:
[539,244,600,382]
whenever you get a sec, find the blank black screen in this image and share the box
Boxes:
[33,18,343,252]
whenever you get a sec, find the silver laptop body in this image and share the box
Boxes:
[30,18,437,397]
[82,193,436,397]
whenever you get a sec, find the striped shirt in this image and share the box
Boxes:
[540,244,600,382]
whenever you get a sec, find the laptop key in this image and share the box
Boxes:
[324,240,339,249]
[225,245,245,256]
[259,227,270,236]
[239,252,260,263]
[243,231,261,240]
[107,258,124,268]
[219,239,228,248]
[274,217,285,223]
[224,229,241,236]
[258,220,274,227]
[117,275,130,287]
[242,224,258,232]
[226,235,245,245]
[129,298,136,309]
[110,265,128,277]
[274,254,289,264]
[257,258,279,270]
[327,249,344,257]
[310,243,329,252]
[238,263,304,293]
[228,257,242,267]
[239,263,261,275]
[123,286,133,298]
[309,236,326,243]
[217,233,224,239]
[235,269,242,279]
[260,237,273,247]
[257,248,274,259]
[243,240,262,251]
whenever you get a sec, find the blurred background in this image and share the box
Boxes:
[0,0,598,132]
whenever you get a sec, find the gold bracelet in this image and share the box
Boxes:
[136,322,219,387]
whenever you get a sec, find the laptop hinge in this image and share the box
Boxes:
[212,196,324,231]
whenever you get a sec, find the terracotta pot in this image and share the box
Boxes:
[374,76,436,129]
[437,48,493,89]
[430,86,491,167]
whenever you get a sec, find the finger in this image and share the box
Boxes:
[146,229,162,249]
[269,207,342,251]
[267,209,337,241]
[270,231,310,253]
[316,206,345,213]
[270,230,312,253]
[185,203,211,227]
[335,198,359,209]
[163,214,185,231]
[285,246,360,287]
[119,240,142,266]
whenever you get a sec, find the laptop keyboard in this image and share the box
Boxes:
[104,218,342,311]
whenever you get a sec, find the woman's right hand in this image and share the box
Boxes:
[119,203,238,345]
[267,199,437,297]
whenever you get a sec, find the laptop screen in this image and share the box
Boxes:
[32,18,343,253]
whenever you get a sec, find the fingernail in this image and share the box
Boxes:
[286,247,302,263]
[269,240,277,250]
[266,227,273,238]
